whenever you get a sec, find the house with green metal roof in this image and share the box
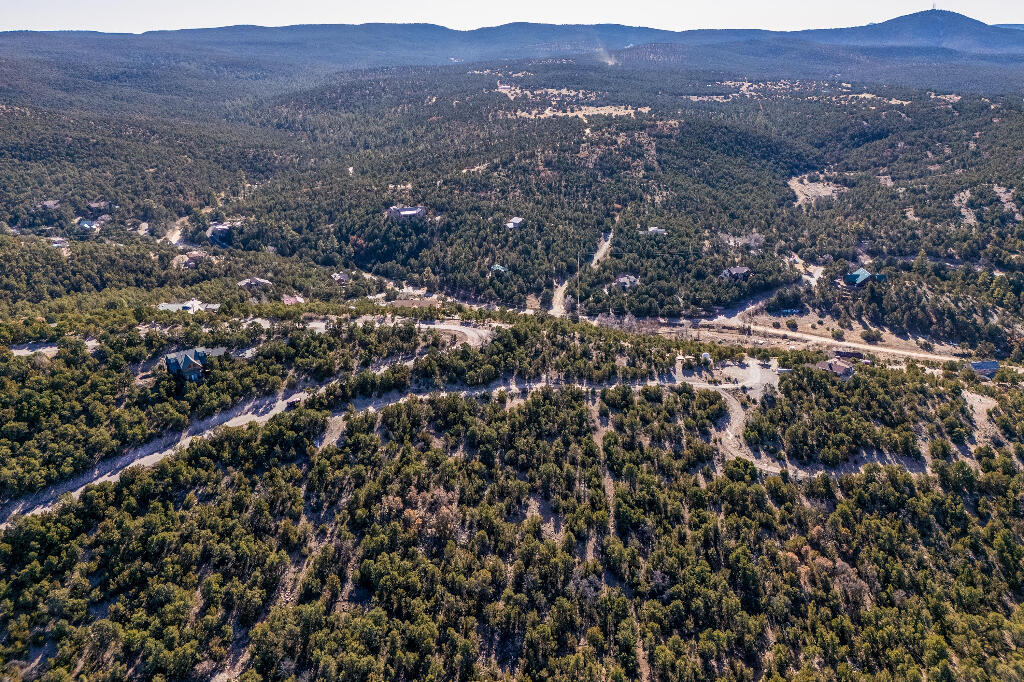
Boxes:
[844,267,887,287]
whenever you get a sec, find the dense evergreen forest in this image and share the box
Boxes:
[3,10,1024,680]
[4,59,1024,350]
[2,368,1023,680]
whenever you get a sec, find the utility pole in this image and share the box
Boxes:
[577,242,581,318]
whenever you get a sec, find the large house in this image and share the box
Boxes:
[844,267,887,287]
[814,358,855,379]
[238,277,272,290]
[179,250,210,269]
[387,205,426,220]
[157,299,221,314]
[719,266,751,281]
[86,200,117,217]
[208,223,235,246]
[164,347,225,382]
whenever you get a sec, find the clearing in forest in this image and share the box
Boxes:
[788,174,846,206]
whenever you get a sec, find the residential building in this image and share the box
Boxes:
[615,274,639,289]
[719,266,751,281]
[180,251,209,269]
[644,226,667,235]
[331,272,350,284]
[158,300,221,314]
[505,217,524,229]
[844,267,888,287]
[970,361,1000,377]
[164,347,226,382]
[491,264,508,273]
[208,223,234,245]
[238,277,272,289]
[814,358,855,379]
[281,294,305,305]
[387,205,426,219]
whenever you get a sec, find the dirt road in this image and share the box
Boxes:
[551,232,613,317]
[4,356,776,524]
[592,231,613,266]
[730,323,962,363]
[0,387,313,527]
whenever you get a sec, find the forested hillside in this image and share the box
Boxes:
[2,9,1024,680]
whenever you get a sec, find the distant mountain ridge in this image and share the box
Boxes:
[3,9,1023,67]
[800,10,1024,52]
[1,9,1023,113]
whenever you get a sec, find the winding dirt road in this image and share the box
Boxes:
[0,387,314,527]
[2,357,772,525]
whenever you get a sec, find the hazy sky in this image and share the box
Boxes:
[0,0,1020,33]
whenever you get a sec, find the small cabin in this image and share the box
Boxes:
[505,217,524,229]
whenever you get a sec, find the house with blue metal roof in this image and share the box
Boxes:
[970,361,1000,377]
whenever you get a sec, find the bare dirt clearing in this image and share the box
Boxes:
[953,189,978,225]
[789,175,847,206]
[509,105,649,124]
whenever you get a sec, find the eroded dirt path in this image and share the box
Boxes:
[5,359,772,524]
[550,231,613,317]
[0,387,314,527]
[550,279,569,317]
[592,231,613,266]
[965,391,999,451]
